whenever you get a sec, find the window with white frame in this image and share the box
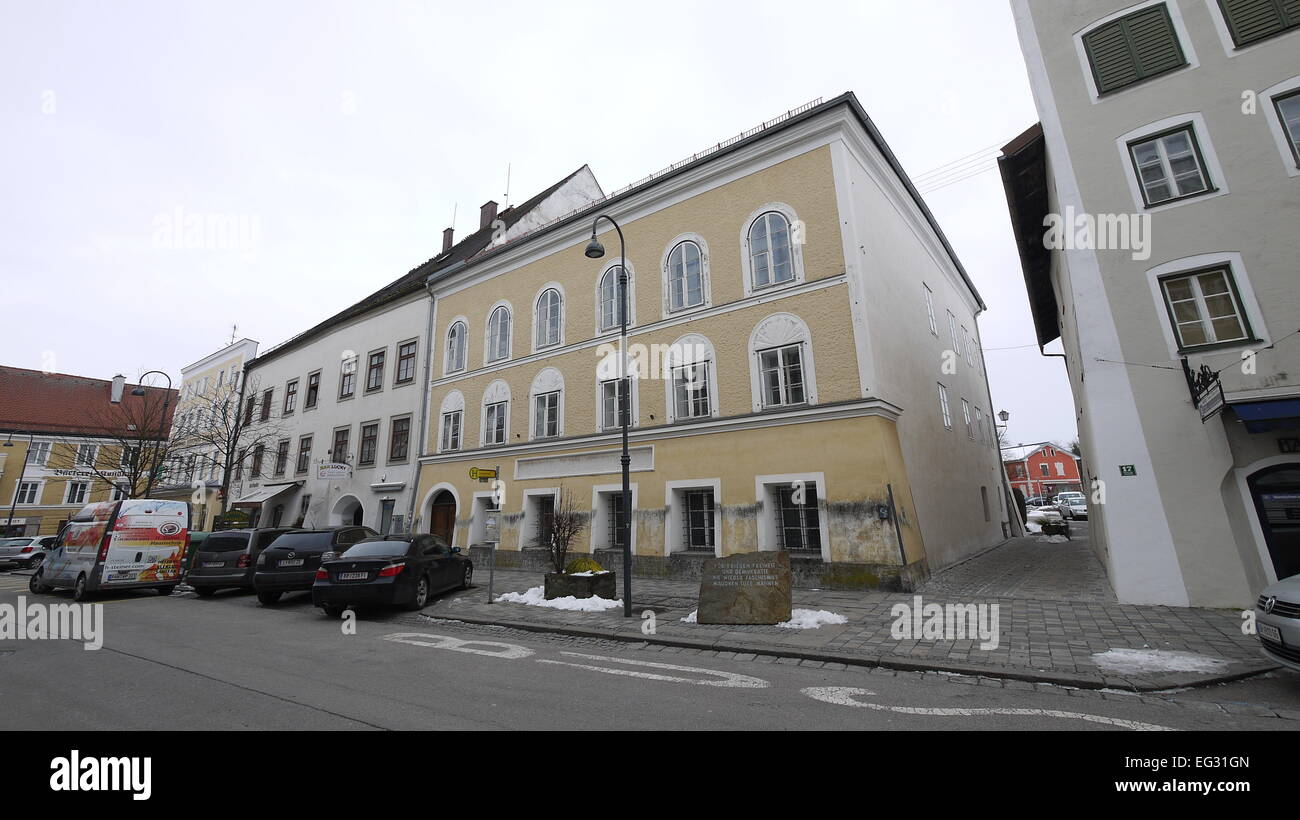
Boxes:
[15,481,39,505]
[667,240,705,311]
[441,410,462,452]
[682,489,715,551]
[1128,126,1211,206]
[26,441,50,465]
[1275,91,1300,167]
[112,483,129,501]
[599,379,627,431]
[445,321,467,373]
[938,383,952,429]
[775,482,821,553]
[532,391,560,439]
[974,407,985,444]
[597,266,626,332]
[671,362,711,420]
[75,444,97,467]
[484,401,507,445]
[924,284,938,336]
[947,311,963,360]
[534,288,562,349]
[65,481,88,505]
[1159,266,1253,349]
[758,344,806,408]
[486,306,511,362]
[962,398,974,439]
[748,211,794,289]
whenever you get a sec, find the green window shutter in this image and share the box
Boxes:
[1218,0,1300,46]
[1083,5,1186,95]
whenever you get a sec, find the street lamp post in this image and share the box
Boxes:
[584,215,633,618]
[123,370,174,498]
[3,432,35,537]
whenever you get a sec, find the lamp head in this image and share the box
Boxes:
[584,235,605,259]
[131,386,146,397]
[998,410,1010,423]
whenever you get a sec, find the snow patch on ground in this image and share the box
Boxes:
[1037,535,1070,543]
[680,610,698,623]
[494,585,623,612]
[776,609,849,630]
[1091,648,1230,674]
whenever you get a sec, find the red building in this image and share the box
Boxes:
[1003,443,1082,501]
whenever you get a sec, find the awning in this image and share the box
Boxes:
[230,482,299,509]
[1231,399,1300,433]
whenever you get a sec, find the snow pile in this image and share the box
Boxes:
[680,609,698,623]
[568,570,612,577]
[776,609,849,630]
[1091,648,1230,674]
[1024,521,1042,534]
[1037,535,1070,543]
[494,586,623,612]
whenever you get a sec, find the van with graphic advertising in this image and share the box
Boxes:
[29,499,190,601]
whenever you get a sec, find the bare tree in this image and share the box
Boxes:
[170,372,289,516]
[52,386,179,499]
[545,489,589,575]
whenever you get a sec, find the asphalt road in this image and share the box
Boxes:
[0,569,1297,731]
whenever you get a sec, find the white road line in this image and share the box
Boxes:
[537,651,769,688]
[801,687,1175,731]
[383,632,535,659]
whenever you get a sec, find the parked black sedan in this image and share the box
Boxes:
[188,527,294,596]
[312,534,472,617]
[253,526,377,605]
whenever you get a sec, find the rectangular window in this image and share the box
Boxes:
[260,389,273,421]
[26,441,50,465]
[775,483,821,553]
[111,482,127,501]
[366,350,386,392]
[441,411,462,452]
[16,481,39,505]
[245,396,255,425]
[275,440,290,475]
[119,446,134,468]
[947,311,963,360]
[1128,126,1211,206]
[296,435,312,474]
[250,445,264,477]
[283,380,298,414]
[1218,0,1300,47]
[1275,91,1300,167]
[683,489,715,551]
[672,362,711,420]
[75,444,98,467]
[974,407,985,444]
[937,383,952,429]
[485,402,507,445]
[339,358,357,399]
[396,341,417,384]
[359,423,378,466]
[1040,463,1050,477]
[536,495,555,548]
[607,493,629,549]
[600,380,628,430]
[962,398,974,439]
[981,486,991,523]
[65,481,88,505]
[924,284,938,336]
[332,428,350,463]
[533,392,560,439]
[233,450,244,481]
[1082,4,1186,94]
[1056,462,1067,477]
[389,417,410,462]
[758,344,806,407]
[305,371,320,408]
[1159,266,1252,349]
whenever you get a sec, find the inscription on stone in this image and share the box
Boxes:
[697,551,792,625]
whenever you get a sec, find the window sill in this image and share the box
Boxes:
[1177,337,1262,356]
[1142,186,1219,210]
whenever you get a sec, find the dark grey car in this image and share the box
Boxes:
[252,526,377,605]
[187,528,294,596]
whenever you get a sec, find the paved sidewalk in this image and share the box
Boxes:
[425,536,1277,692]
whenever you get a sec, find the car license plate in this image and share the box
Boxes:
[202,561,225,568]
[1259,623,1282,644]
[337,571,367,580]
[278,558,304,567]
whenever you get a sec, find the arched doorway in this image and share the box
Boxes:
[331,495,365,528]
[1248,464,1300,581]
[429,490,456,543]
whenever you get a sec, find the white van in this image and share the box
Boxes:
[29,499,190,601]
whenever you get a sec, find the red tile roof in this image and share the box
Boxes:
[0,365,178,438]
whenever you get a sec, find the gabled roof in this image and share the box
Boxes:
[1001,441,1077,463]
[0,366,178,439]
[250,166,597,368]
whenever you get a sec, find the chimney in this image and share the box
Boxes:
[442,227,455,253]
[479,200,498,230]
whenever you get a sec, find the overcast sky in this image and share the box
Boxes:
[0,0,1076,449]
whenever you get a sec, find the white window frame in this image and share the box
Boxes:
[962,398,974,439]
[663,333,719,423]
[481,379,511,447]
[923,283,938,336]
[1261,75,1300,177]
[65,481,89,505]
[753,472,831,561]
[739,202,806,298]
[1204,0,1300,58]
[14,480,42,506]
[438,390,466,454]
[483,301,513,365]
[522,487,561,551]
[1116,113,1228,213]
[75,443,98,468]
[444,318,468,375]
[26,441,51,466]
[527,368,565,441]
[663,478,722,557]
[1144,252,1269,359]
[595,260,636,335]
[747,313,818,413]
[938,383,952,430]
[661,233,712,317]
[589,483,639,555]
[532,283,565,352]
[440,410,462,452]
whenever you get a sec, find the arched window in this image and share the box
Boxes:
[486,305,511,363]
[529,368,565,440]
[445,321,467,374]
[597,266,626,332]
[748,211,794,289]
[748,313,817,412]
[664,334,718,422]
[534,287,563,349]
[482,380,511,446]
[667,240,705,311]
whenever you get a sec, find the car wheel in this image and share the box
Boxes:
[72,574,89,602]
[322,605,344,618]
[29,569,53,594]
[257,590,282,606]
[27,553,45,570]
[460,564,473,590]
[404,575,430,611]
[195,586,216,598]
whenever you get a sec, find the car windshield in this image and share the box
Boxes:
[339,541,410,559]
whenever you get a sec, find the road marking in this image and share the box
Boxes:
[801,687,1175,731]
[537,651,770,688]
[383,632,535,659]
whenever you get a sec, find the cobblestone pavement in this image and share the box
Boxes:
[426,532,1279,692]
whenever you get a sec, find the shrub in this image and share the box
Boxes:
[564,556,605,575]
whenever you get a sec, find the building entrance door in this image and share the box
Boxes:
[430,491,456,543]
[1248,464,1300,581]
